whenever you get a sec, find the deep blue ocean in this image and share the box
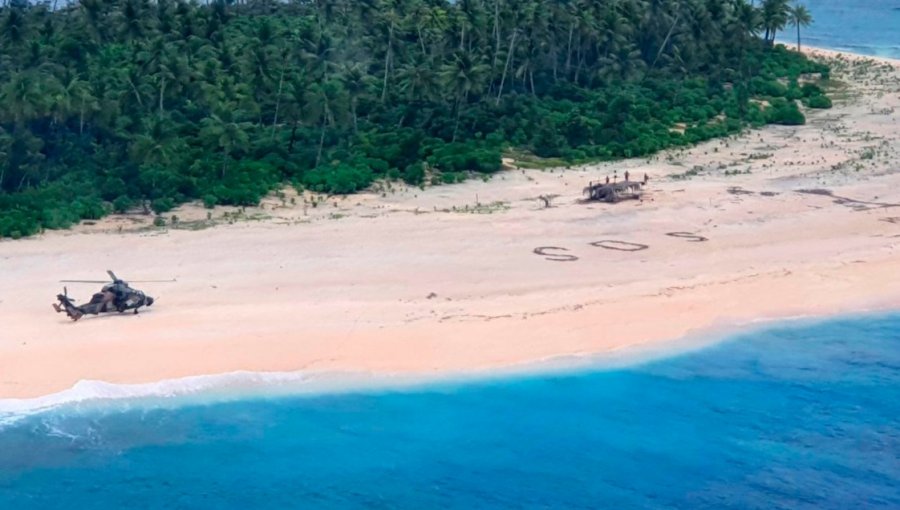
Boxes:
[1,313,899,509]
[778,0,900,59]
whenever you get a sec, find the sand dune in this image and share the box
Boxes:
[2,47,899,399]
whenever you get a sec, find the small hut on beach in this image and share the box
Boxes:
[583,180,643,203]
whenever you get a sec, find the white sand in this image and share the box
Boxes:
[2,47,900,399]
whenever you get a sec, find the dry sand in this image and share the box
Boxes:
[2,47,900,399]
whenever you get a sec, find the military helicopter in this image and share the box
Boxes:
[53,270,170,321]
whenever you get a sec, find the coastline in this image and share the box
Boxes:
[3,308,897,426]
[792,45,900,65]
[2,46,899,401]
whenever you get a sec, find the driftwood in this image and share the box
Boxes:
[537,194,559,208]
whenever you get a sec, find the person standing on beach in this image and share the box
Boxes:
[103,279,132,311]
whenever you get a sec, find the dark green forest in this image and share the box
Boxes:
[0,0,828,238]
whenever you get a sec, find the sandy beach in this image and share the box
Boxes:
[1,47,899,400]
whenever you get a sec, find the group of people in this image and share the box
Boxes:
[603,171,649,185]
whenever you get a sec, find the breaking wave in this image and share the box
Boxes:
[0,370,407,430]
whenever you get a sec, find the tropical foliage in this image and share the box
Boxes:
[0,0,828,238]
[788,3,813,52]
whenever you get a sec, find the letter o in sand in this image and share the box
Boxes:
[533,246,579,262]
[589,240,648,252]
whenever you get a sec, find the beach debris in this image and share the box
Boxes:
[427,292,438,299]
[727,186,755,195]
[795,188,832,196]
[537,194,557,208]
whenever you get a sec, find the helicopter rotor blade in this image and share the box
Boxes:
[60,279,176,283]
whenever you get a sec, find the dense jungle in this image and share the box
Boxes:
[0,0,827,237]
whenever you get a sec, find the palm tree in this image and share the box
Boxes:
[2,6,28,51]
[375,0,403,103]
[199,108,251,179]
[0,127,11,191]
[120,0,147,43]
[439,50,489,140]
[130,116,180,168]
[397,58,439,103]
[495,28,519,104]
[280,77,313,154]
[0,71,50,126]
[761,0,789,45]
[340,63,373,133]
[788,3,812,53]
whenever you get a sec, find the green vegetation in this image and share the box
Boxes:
[788,3,813,53]
[0,0,828,238]
[804,94,833,109]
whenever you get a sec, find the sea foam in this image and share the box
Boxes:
[0,370,359,428]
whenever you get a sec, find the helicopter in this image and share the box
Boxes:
[53,270,170,321]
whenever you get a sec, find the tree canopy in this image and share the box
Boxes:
[0,0,829,238]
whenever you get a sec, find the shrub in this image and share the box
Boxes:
[402,163,425,185]
[804,95,832,109]
[800,83,824,98]
[74,197,108,219]
[751,77,788,97]
[531,121,565,158]
[302,164,374,194]
[425,141,501,174]
[151,197,175,214]
[766,99,806,125]
[440,171,467,184]
[786,86,803,101]
[112,195,133,213]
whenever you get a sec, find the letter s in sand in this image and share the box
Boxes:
[665,232,708,242]
[533,246,579,262]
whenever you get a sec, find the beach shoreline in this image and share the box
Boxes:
[789,44,900,66]
[2,307,895,423]
[2,46,899,400]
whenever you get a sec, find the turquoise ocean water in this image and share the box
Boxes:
[1,313,899,508]
[778,0,900,59]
